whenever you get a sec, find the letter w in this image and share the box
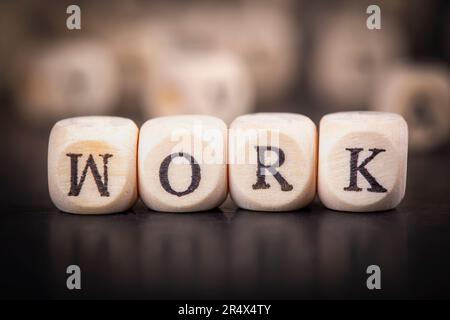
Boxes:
[66,153,113,196]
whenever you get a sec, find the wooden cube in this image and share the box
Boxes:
[318,112,408,212]
[229,113,317,211]
[224,5,299,104]
[142,51,254,124]
[48,116,138,214]
[173,4,299,104]
[16,41,119,124]
[138,115,227,212]
[102,18,174,103]
[310,10,404,109]
[373,65,449,152]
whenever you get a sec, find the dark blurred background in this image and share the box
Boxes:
[0,0,449,299]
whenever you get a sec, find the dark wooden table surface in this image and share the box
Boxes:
[1,109,449,299]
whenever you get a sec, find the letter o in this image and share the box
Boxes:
[159,152,201,197]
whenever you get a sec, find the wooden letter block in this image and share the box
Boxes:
[229,113,317,211]
[318,112,408,212]
[142,51,254,124]
[373,65,449,152]
[138,115,227,212]
[48,116,138,214]
[16,41,119,124]
[310,10,404,109]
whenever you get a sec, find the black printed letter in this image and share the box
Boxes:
[252,146,293,191]
[159,152,201,197]
[344,148,387,193]
[67,153,113,197]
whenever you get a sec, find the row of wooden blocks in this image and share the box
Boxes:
[48,112,408,214]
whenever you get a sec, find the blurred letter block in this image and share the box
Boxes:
[310,10,404,109]
[229,113,317,211]
[374,65,449,152]
[143,51,253,124]
[138,115,227,212]
[17,41,119,124]
[175,4,300,104]
[318,112,408,212]
[48,117,138,214]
